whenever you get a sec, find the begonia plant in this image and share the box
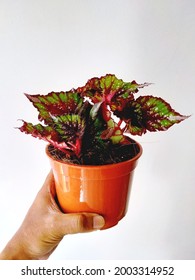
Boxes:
[18,74,188,165]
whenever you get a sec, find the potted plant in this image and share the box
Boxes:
[18,74,188,229]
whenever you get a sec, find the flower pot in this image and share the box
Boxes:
[46,141,142,229]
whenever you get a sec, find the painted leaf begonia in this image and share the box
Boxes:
[18,74,189,164]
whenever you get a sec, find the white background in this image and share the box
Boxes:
[0,0,194,260]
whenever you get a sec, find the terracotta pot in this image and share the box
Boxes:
[46,141,142,229]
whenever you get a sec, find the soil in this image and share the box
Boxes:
[48,138,141,166]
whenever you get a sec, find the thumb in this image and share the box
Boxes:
[54,213,105,235]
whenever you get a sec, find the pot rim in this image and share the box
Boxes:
[45,140,142,169]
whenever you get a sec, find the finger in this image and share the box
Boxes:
[54,213,105,235]
[32,171,60,213]
[47,171,57,199]
[38,170,57,202]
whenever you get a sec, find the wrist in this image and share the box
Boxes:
[0,234,34,260]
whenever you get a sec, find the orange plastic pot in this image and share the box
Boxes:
[46,141,142,229]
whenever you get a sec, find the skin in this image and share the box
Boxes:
[0,171,105,260]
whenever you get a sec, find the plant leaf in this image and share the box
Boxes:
[52,114,86,141]
[90,101,103,120]
[18,121,66,150]
[120,96,189,135]
[98,103,128,144]
[18,113,86,156]
[24,91,83,124]
[77,74,150,104]
[101,125,127,144]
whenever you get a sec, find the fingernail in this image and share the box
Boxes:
[93,215,105,229]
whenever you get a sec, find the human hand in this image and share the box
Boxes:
[0,171,105,260]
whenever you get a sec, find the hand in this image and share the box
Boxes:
[0,171,105,260]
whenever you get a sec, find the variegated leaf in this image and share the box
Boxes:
[18,113,86,156]
[124,96,189,135]
[25,91,83,124]
[77,74,150,104]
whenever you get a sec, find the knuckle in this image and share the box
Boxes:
[76,214,91,232]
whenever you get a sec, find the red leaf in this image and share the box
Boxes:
[77,74,150,105]
[122,96,189,135]
[25,91,83,123]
